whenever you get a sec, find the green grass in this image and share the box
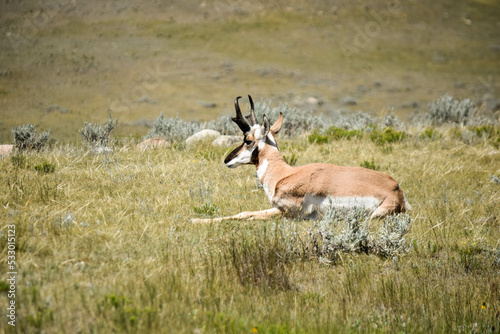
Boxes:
[1,130,499,333]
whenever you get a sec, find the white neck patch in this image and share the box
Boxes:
[256,159,273,202]
[257,159,268,180]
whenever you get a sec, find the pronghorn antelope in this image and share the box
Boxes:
[191,95,411,223]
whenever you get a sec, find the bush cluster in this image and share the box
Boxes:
[428,95,476,126]
[306,206,413,263]
[145,100,330,142]
[12,124,50,152]
[369,127,407,146]
[34,162,56,174]
[79,110,118,148]
[145,112,202,142]
[9,95,498,150]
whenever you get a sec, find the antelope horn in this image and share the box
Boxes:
[245,95,258,126]
[232,96,251,133]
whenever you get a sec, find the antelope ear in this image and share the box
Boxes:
[263,114,270,135]
[270,112,283,134]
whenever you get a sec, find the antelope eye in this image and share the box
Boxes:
[244,139,253,146]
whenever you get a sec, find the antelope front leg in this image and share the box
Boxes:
[190,207,282,223]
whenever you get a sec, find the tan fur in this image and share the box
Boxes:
[256,146,407,217]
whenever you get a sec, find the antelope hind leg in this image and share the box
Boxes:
[190,207,282,223]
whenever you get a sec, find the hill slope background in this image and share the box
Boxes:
[0,0,499,142]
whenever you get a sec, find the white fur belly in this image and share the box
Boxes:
[301,195,381,216]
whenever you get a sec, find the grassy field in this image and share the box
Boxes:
[0,118,499,332]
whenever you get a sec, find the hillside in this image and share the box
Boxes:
[0,0,499,142]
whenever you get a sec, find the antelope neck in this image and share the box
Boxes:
[255,144,289,184]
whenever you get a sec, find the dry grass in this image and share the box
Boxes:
[0,128,499,333]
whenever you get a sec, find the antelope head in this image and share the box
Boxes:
[224,95,283,168]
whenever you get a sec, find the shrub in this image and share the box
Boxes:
[449,125,500,147]
[383,109,405,129]
[370,127,407,145]
[193,200,219,216]
[12,124,50,152]
[470,124,498,138]
[306,204,413,263]
[373,214,413,257]
[34,162,56,174]
[309,207,371,263]
[428,95,476,126]
[419,127,441,141]
[255,101,329,136]
[145,112,201,142]
[360,158,379,171]
[208,100,330,137]
[205,115,240,136]
[337,111,375,130]
[326,126,364,140]
[469,125,500,148]
[79,110,118,148]
[308,130,329,144]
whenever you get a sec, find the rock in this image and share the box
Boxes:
[185,130,220,148]
[44,105,69,114]
[136,137,171,150]
[0,144,13,157]
[306,96,324,106]
[212,135,241,147]
[197,101,217,109]
[401,102,420,109]
[340,96,357,106]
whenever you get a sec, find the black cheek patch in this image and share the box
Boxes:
[224,143,244,164]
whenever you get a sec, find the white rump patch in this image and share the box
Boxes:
[301,195,380,216]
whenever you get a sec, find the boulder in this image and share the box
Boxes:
[340,96,357,106]
[212,135,241,147]
[136,137,171,150]
[0,145,13,157]
[185,130,220,148]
